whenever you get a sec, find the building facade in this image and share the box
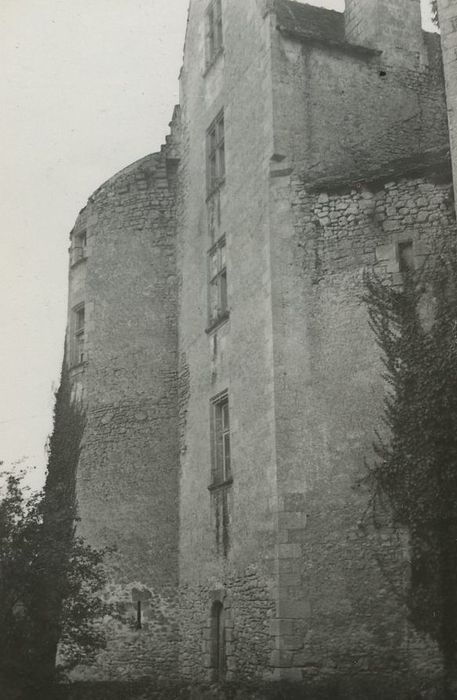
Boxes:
[66,0,456,684]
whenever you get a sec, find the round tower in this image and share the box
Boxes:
[66,124,180,679]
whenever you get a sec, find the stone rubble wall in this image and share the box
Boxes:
[295,171,455,283]
[179,566,276,683]
[67,138,181,680]
[266,163,456,680]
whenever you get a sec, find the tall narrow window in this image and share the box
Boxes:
[211,393,231,485]
[136,601,142,630]
[72,304,85,365]
[208,236,228,327]
[206,0,223,66]
[210,601,226,680]
[72,230,87,264]
[398,240,414,273]
[207,111,225,194]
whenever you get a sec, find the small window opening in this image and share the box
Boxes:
[72,304,85,366]
[210,601,226,680]
[206,0,223,66]
[136,601,142,630]
[73,230,87,264]
[207,111,225,194]
[398,240,414,273]
[214,490,230,557]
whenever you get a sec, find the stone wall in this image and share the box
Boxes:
[298,169,454,281]
[266,3,450,680]
[67,138,181,679]
[62,0,457,686]
[270,15,446,181]
[175,0,453,683]
[176,0,279,681]
[344,0,425,68]
[266,159,456,679]
[179,565,275,682]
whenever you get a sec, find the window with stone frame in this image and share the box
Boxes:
[72,303,85,366]
[205,0,223,66]
[72,230,87,265]
[211,393,231,485]
[207,111,225,194]
[208,235,228,327]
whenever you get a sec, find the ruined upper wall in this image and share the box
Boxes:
[345,0,426,68]
[270,2,447,182]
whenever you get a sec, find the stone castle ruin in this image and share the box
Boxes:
[65,0,457,685]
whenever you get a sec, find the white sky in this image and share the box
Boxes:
[0,0,435,489]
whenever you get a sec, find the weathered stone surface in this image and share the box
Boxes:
[64,0,455,688]
[67,127,181,680]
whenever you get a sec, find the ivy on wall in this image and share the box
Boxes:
[0,353,117,699]
[363,246,457,697]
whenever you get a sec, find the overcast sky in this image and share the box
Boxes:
[0,0,435,489]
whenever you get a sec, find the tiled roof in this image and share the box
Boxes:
[274,0,345,44]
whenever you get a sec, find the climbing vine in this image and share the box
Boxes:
[0,355,116,699]
[363,247,457,696]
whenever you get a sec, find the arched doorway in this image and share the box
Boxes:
[210,600,226,680]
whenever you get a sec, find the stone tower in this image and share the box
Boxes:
[64,0,456,687]
[66,113,181,679]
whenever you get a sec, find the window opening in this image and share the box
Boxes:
[136,601,142,630]
[206,0,223,65]
[209,236,228,326]
[212,394,231,485]
[214,490,230,556]
[398,240,414,273]
[73,230,87,264]
[207,111,225,193]
[73,304,85,365]
[210,601,225,680]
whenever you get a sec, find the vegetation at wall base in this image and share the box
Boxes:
[60,674,447,700]
[362,246,457,698]
[0,356,114,699]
